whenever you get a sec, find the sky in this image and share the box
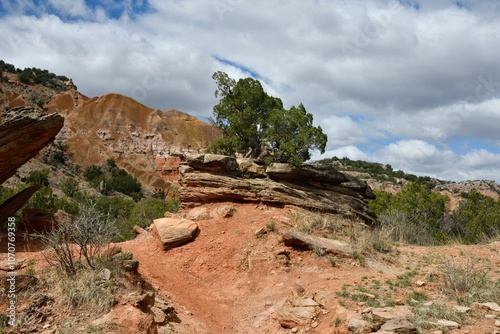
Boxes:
[1,0,500,182]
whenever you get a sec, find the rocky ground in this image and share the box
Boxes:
[2,202,498,334]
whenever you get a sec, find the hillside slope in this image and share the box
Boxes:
[48,92,220,189]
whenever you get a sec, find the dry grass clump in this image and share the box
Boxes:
[42,266,116,316]
[439,256,500,305]
[295,211,395,256]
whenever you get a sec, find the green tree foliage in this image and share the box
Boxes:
[371,183,500,245]
[95,196,135,221]
[208,71,327,165]
[369,183,449,245]
[48,140,70,166]
[107,167,142,198]
[317,156,437,188]
[0,60,16,73]
[83,163,142,198]
[15,66,73,91]
[266,103,328,165]
[444,190,500,244]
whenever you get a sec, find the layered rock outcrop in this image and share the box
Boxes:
[0,108,64,220]
[0,108,64,184]
[178,154,378,225]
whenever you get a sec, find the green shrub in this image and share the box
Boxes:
[26,169,50,187]
[83,164,103,182]
[61,177,79,197]
[107,168,141,196]
[444,189,500,243]
[369,183,450,245]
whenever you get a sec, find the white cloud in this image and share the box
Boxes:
[2,0,500,181]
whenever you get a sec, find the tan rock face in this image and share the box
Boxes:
[49,93,220,189]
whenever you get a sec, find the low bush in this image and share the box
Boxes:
[440,256,499,304]
[33,204,118,275]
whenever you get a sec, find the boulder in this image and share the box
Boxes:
[151,218,199,250]
[187,207,212,221]
[0,108,64,224]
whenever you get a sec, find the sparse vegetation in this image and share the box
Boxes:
[440,256,500,305]
[33,204,118,275]
[316,156,439,187]
[16,66,73,91]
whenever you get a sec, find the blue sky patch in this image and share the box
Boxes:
[213,56,269,84]
[0,0,154,20]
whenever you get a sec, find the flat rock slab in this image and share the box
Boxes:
[152,218,199,250]
[281,231,353,257]
[380,318,417,333]
[371,306,412,324]
[480,302,500,312]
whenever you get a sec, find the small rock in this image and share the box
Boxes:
[480,302,500,312]
[187,207,212,221]
[495,320,500,327]
[416,280,427,287]
[347,317,371,333]
[380,318,417,333]
[292,283,306,297]
[364,293,376,300]
[311,321,318,328]
[454,306,471,313]
[98,268,112,281]
[372,306,412,324]
[291,328,298,333]
[275,306,317,328]
[150,306,166,324]
[433,319,460,329]
[486,314,497,319]
[211,205,236,218]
